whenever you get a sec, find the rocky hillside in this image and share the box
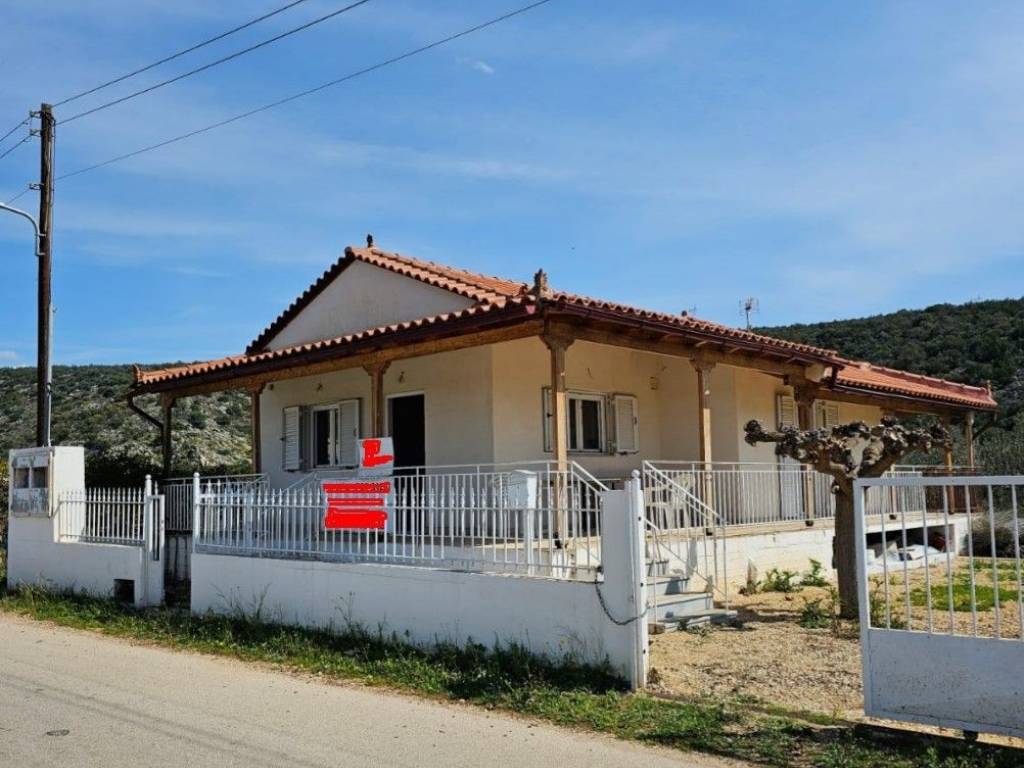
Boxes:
[0,365,251,486]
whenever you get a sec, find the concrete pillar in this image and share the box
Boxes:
[597,476,649,689]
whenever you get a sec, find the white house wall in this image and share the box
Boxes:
[260,345,494,487]
[261,335,886,486]
[265,260,475,351]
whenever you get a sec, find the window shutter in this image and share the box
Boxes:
[613,394,639,453]
[823,402,840,428]
[282,406,301,471]
[776,394,797,429]
[542,387,552,452]
[338,399,360,466]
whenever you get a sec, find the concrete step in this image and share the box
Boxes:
[649,573,692,596]
[652,590,714,622]
[649,608,739,634]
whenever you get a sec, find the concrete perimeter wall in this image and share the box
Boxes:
[192,486,649,686]
[8,516,163,607]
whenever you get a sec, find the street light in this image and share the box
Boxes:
[0,200,51,446]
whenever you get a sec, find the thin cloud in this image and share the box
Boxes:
[472,60,495,75]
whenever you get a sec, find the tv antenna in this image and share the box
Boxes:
[740,297,759,329]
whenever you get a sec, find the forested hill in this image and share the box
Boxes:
[0,365,250,485]
[759,297,1024,473]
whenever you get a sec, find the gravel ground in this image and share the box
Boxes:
[648,587,865,717]
[649,558,1024,717]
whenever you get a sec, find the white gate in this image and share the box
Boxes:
[855,475,1024,738]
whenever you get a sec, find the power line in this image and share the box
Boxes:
[58,0,555,181]
[0,117,29,146]
[54,0,317,108]
[60,0,374,125]
[5,186,32,205]
[0,135,31,162]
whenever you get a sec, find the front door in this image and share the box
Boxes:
[388,394,425,470]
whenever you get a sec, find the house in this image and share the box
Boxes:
[129,242,996,583]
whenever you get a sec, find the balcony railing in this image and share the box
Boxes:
[643,461,944,529]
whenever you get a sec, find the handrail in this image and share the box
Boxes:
[642,460,728,605]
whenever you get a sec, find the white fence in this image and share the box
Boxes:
[57,486,154,548]
[158,474,266,533]
[855,475,1024,739]
[194,463,606,579]
[646,461,931,529]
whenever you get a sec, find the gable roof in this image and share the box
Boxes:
[247,246,528,354]
[137,244,997,412]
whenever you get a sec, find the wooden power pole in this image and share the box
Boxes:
[35,103,54,447]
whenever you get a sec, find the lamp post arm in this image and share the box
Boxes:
[0,201,43,256]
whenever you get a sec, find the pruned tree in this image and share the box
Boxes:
[744,416,950,618]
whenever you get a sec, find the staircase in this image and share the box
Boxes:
[642,462,734,633]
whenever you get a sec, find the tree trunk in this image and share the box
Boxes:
[832,482,860,619]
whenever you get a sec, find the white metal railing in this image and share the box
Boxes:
[194,463,607,579]
[856,475,1024,640]
[158,473,267,533]
[57,486,149,547]
[645,461,931,529]
[641,462,727,603]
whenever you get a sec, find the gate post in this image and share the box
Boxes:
[191,472,201,550]
[598,475,649,690]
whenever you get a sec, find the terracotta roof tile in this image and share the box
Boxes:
[835,359,996,410]
[135,244,998,412]
[138,300,532,387]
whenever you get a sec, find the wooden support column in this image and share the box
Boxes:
[250,384,265,474]
[364,361,391,437]
[691,360,715,509]
[965,411,976,471]
[794,386,817,526]
[542,332,574,544]
[160,394,176,478]
[941,415,956,511]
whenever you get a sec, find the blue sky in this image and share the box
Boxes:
[0,1,1021,366]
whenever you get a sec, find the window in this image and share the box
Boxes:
[312,406,336,467]
[542,389,638,454]
[570,393,604,452]
[282,400,360,471]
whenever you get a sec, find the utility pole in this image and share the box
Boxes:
[35,103,54,447]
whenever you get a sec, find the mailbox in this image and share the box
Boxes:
[8,446,85,518]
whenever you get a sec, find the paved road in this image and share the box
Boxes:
[0,615,738,768]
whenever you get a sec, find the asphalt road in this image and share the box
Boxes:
[0,614,738,768]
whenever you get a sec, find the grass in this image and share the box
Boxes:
[1,585,1022,768]
[909,565,1023,612]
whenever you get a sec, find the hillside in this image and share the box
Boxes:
[0,365,251,485]
[759,297,1024,473]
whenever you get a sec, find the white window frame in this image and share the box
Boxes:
[310,404,339,469]
[542,388,612,454]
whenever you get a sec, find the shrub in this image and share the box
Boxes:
[800,559,830,587]
[760,568,799,593]
[970,515,1023,559]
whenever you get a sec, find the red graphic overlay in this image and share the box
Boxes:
[323,480,391,530]
[360,438,394,469]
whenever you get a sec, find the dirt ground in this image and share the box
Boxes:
[648,586,865,717]
[649,558,1024,718]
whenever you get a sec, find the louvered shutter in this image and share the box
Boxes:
[613,394,639,453]
[338,399,360,466]
[821,402,840,428]
[282,406,301,471]
[776,394,797,429]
